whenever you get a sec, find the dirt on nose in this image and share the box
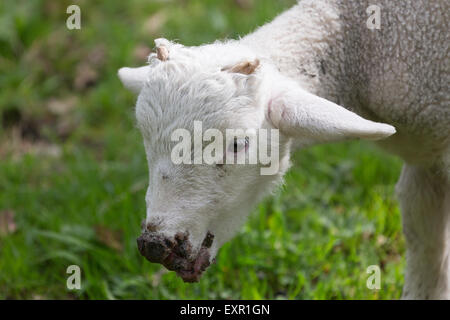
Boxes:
[136,233,171,264]
[137,231,215,283]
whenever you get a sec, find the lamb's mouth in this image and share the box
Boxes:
[137,231,215,283]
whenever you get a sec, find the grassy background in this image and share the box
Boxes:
[0,0,404,299]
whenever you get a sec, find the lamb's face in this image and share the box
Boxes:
[119,39,395,282]
[124,41,288,282]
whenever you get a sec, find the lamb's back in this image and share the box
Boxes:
[334,0,449,163]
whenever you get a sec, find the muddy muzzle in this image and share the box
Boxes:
[137,231,214,283]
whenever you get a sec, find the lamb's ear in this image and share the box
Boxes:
[268,83,396,144]
[117,66,150,94]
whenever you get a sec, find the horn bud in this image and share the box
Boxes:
[156,46,169,61]
[222,59,260,75]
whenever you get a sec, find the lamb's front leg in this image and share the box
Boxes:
[396,164,450,299]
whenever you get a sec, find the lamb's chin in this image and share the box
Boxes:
[174,249,213,283]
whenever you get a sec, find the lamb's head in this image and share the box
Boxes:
[118,39,396,282]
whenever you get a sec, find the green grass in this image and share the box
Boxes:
[0,0,404,299]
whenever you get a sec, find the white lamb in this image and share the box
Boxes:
[118,0,449,299]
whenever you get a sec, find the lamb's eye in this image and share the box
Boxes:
[228,137,249,153]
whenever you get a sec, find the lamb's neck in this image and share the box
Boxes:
[240,0,343,102]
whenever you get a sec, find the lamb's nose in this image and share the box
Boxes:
[137,232,170,263]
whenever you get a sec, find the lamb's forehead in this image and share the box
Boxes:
[135,40,263,148]
[136,69,259,150]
